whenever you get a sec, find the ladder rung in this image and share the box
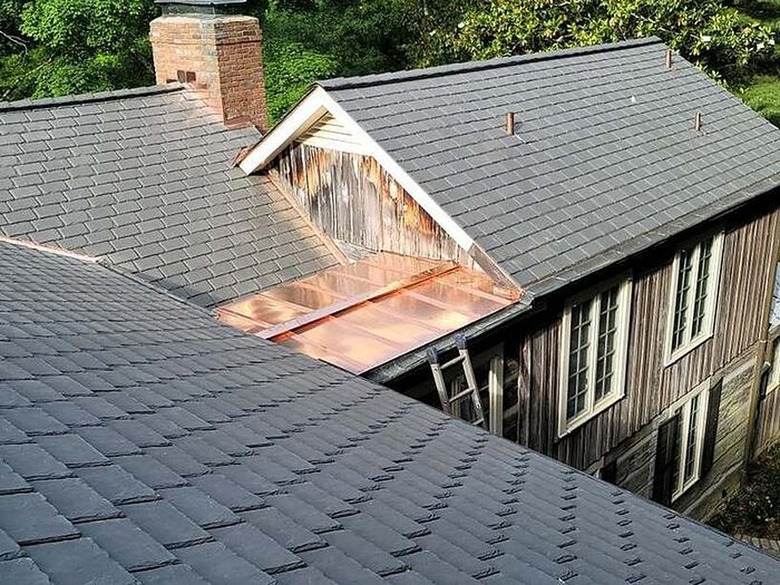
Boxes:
[449,387,478,404]
[441,355,466,369]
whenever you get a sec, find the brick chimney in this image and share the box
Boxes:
[149,0,267,130]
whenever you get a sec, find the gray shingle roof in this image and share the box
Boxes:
[0,84,337,307]
[321,38,780,294]
[1,240,779,584]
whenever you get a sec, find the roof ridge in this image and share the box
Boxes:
[0,235,218,319]
[0,83,185,112]
[0,236,103,264]
[319,37,663,91]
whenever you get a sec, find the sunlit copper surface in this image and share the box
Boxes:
[216,252,516,373]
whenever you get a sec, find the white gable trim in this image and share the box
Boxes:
[298,113,368,154]
[239,86,475,253]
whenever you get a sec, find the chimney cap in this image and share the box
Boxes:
[155,0,248,16]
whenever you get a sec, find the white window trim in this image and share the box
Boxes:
[664,232,724,365]
[768,338,780,393]
[557,276,633,438]
[671,381,710,502]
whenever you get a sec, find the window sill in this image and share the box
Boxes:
[672,477,700,503]
[665,332,713,368]
[558,392,625,440]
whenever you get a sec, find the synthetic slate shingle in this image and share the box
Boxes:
[0,84,337,307]
[0,240,779,584]
[321,38,780,294]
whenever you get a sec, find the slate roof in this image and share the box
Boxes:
[321,38,780,295]
[1,240,779,584]
[0,84,337,307]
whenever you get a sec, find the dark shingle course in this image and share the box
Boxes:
[324,38,780,292]
[0,557,50,585]
[25,537,135,585]
[1,241,779,583]
[30,478,119,524]
[0,492,77,545]
[78,518,176,572]
[1,85,336,307]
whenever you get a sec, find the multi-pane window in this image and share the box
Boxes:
[667,234,723,361]
[671,388,709,500]
[654,380,721,506]
[559,279,632,435]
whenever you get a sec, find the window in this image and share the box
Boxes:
[652,380,722,505]
[558,278,632,436]
[666,234,724,362]
[769,338,780,392]
[673,390,706,498]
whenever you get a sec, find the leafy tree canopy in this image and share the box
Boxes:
[0,0,777,125]
[1,0,156,100]
[420,0,776,80]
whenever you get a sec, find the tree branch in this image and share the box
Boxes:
[0,29,28,51]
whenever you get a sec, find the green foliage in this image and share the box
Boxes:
[740,75,780,126]
[1,0,778,128]
[264,40,337,121]
[711,443,780,537]
[20,0,154,56]
[422,0,776,79]
[261,0,418,121]
[0,0,154,100]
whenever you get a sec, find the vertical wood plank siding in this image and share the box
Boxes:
[521,208,779,470]
[273,142,467,263]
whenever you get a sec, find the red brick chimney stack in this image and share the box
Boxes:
[149,0,267,131]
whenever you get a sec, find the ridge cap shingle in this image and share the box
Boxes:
[318,37,663,91]
[0,83,185,112]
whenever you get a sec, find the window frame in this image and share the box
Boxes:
[768,338,780,393]
[557,276,633,438]
[664,232,725,365]
[670,382,710,502]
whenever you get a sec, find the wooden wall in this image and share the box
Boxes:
[272,142,468,264]
[517,207,780,471]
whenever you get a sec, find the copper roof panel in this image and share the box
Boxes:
[217,252,517,373]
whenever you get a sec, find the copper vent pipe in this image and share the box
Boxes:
[505,112,515,135]
[665,49,673,69]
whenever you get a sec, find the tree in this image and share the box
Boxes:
[1,0,156,100]
[419,0,775,81]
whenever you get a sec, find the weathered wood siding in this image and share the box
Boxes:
[679,359,754,518]
[272,143,467,263]
[518,207,779,471]
[609,360,754,518]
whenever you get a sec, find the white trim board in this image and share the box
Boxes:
[297,112,368,155]
[239,86,477,254]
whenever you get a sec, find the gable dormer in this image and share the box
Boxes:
[240,86,515,287]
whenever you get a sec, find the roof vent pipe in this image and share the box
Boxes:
[695,111,702,132]
[665,49,673,69]
[505,112,516,135]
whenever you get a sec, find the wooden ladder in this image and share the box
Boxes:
[428,335,486,428]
